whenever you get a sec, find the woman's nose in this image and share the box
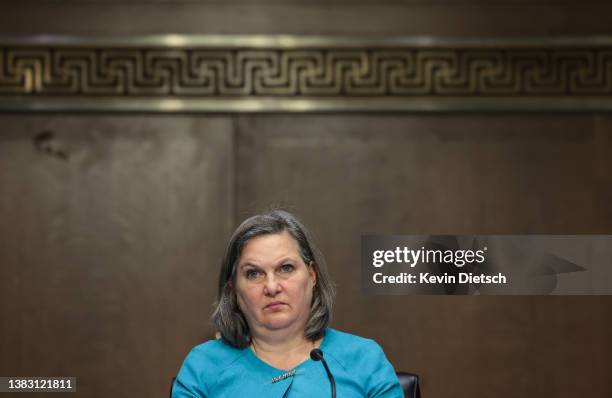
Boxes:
[263,275,281,296]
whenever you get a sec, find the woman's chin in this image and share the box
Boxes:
[262,316,295,330]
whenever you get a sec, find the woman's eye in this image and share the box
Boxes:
[279,264,294,273]
[245,270,261,279]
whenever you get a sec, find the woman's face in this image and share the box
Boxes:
[234,231,316,337]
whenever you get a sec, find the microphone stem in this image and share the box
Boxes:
[320,358,336,398]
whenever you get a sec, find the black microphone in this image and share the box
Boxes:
[310,348,336,398]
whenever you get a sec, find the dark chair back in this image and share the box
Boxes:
[396,371,421,398]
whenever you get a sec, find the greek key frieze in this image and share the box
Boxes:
[2,36,612,111]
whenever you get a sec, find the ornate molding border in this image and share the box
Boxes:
[2,35,612,112]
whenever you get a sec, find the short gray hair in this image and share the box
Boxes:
[211,209,335,348]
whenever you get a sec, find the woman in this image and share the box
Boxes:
[172,210,404,397]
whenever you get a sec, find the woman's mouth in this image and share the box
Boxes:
[265,302,286,310]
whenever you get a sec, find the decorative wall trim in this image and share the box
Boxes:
[2,35,612,112]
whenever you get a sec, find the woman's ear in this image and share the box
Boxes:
[224,280,233,293]
[309,262,317,287]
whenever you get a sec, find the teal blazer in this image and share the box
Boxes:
[172,328,404,397]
